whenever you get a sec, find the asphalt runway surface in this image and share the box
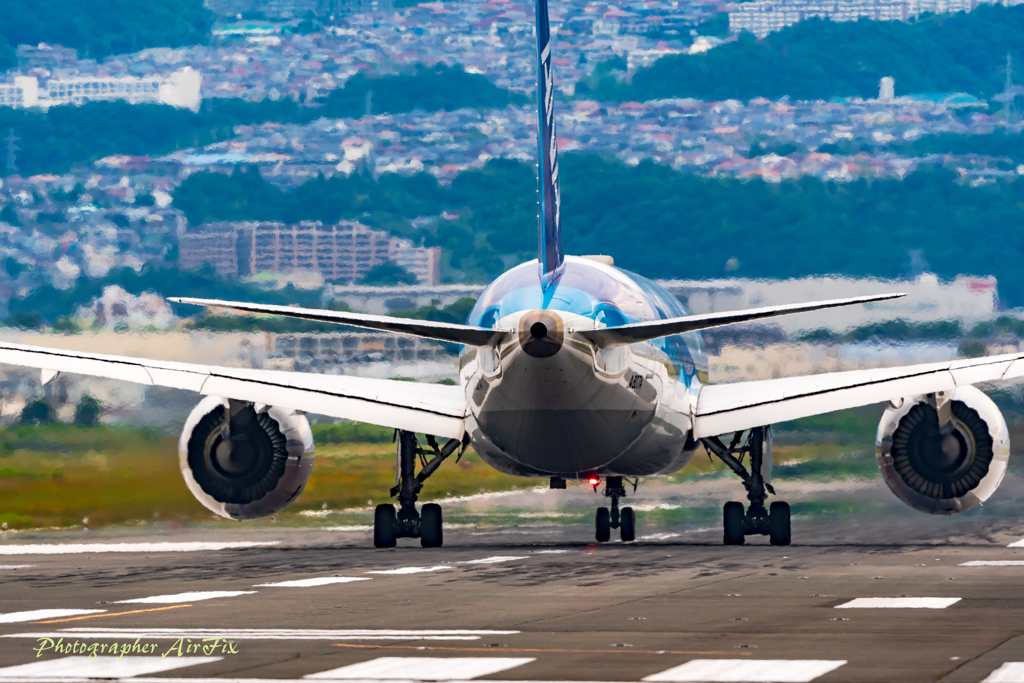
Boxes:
[5,499,1024,683]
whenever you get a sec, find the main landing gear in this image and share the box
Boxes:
[701,426,791,546]
[594,476,636,543]
[373,430,466,549]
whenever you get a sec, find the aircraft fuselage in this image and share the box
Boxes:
[461,256,707,478]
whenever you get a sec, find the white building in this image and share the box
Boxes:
[0,68,202,112]
[730,0,1024,37]
[667,273,999,333]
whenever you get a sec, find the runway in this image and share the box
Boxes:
[4,503,1024,683]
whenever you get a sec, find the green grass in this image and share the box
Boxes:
[0,423,529,531]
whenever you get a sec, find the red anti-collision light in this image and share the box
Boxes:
[588,477,599,486]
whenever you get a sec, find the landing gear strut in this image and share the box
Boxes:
[595,476,635,543]
[373,430,466,548]
[701,426,790,546]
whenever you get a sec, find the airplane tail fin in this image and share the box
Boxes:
[536,0,564,288]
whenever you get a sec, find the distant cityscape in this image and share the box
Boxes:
[0,0,1021,326]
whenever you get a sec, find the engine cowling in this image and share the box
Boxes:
[876,385,1009,515]
[179,396,314,520]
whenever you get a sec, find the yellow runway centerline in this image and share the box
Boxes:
[32,604,193,624]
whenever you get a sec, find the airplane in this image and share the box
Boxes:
[0,0,1021,549]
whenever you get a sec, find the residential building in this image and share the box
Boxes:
[179,220,441,285]
[0,68,202,112]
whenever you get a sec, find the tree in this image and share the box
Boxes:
[73,394,103,427]
[0,205,19,226]
[359,261,418,286]
[20,399,53,425]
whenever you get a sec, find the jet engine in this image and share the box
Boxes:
[179,396,314,520]
[876,385,1009,515]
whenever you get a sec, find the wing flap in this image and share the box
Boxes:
[694,352,1024,438]
[0,342,466,438]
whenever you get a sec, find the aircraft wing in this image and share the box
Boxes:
[0,342,466,438]
[578,293,905,348]
[170,297,507,348]
[693,351,1024,438]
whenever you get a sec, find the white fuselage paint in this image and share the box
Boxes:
[461,261,701,480]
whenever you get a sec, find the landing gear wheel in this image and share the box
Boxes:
[595,507,611,542]
[724,501,745,545]
[421,503,443,547]
[374,504,397,548]
[620,507,635,542]
[769,501,791,546]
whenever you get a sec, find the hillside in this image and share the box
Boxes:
[175,155,1024,305]
[0,0,214,69]
[587,5,1024,102]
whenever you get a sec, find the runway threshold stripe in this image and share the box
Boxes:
[0,564,33,569]
[1007,539,1024,548]
[0,609,104,624]
[306,656,535,680]
[255,577,371,588]
[333,644,752,656]
[834,597,961,609]
[2,629,519,641]
[0,541,278,555]
[642,659,847,682]
[457,557,529,565]
[367,566,453,575]
[983,662,1024,682]
[961,561,1024,566]
[0,655,220,679]
[33,605,193,624]
[116,591,256,604]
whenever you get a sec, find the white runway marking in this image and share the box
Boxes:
[0,565,33,569]
[256,577,371,588]
[0,609,105,624]
[458,556,529,565]
[961,561,1024,566]
[305,656,535,680]
[0,541,278,555]
[2,628,520,641]
[834,597,960,609]
[643,659,847,682]
[116,590,256,604]
[367,566,453,575]
[1007,538,1024,548]
[0,656,220,678]
[639,533,682,541]
[983,662,1024,682]
[533,550,574,554]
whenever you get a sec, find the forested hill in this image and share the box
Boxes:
[585,5,1024,102]
[175,155,1024,305]
[0,0,214,69]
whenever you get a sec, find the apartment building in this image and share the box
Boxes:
[179,220,441,285]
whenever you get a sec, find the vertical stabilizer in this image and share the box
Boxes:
[536,0,564,288]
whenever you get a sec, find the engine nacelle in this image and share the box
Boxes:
[179,396,314,520]
[876,385,1009,515]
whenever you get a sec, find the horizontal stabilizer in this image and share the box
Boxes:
[169,297,508,348]
[577,293,905,348]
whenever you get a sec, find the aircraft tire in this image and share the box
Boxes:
[374,504,397,548]
[421,503,443,548]
[620,507,635,542]
[723,501,745,545]
[769,501,791,546]
[595,507,611,542]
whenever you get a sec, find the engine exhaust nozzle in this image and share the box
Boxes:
[518,310,564,358]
